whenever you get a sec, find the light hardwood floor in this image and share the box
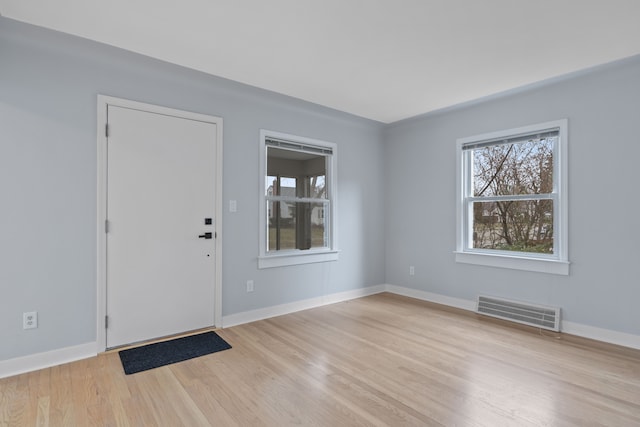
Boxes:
[1,293,640,426]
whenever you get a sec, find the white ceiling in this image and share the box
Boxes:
[2,0,640,123]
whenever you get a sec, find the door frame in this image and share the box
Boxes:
[96,95,223,352]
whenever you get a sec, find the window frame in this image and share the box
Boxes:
[259,130,339,269]
[455,119,569,275]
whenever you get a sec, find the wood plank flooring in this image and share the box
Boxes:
[1,292,640,426]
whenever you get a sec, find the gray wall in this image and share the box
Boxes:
[0,18,386,360]
[384,55,640,335]
[3,16,639,363]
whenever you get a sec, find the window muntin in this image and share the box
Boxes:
[259,131,338,268]
[456,120,568,274]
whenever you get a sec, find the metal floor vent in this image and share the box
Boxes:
[477,295,560,332]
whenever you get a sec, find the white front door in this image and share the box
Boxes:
[105,104,217,348]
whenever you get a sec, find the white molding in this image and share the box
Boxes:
[222,285,384,328]
[0,342,96,379]
[224,283,640,351]
[385,284,476,311]
[385,284,640,350]
[96,95,224,351]
[258,250,339,269]
[5,286,640,377]
[562,321,640,351]
[214,111,224,330]
[454,251,570,275]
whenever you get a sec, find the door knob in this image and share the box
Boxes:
[198,232,213,239]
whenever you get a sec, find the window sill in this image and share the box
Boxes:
[454,251,569,275]
[258,250,339,269]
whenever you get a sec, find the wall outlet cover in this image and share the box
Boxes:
[23,311,38,329]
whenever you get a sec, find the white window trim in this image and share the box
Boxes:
[258,130,339,269]
[455,119,569,275]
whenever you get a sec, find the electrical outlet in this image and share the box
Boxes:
[409,266,415,276]
[246,280,254,292]
[229,200,237,212]
[23,311,38,329]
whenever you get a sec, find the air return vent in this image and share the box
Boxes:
[477,296,560,332]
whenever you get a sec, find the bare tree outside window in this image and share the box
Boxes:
[456,120,567,274]
[469,136,555,254]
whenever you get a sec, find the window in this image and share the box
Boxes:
[259,130,338,268]
[455,120,568,275]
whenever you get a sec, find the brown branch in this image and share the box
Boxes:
[476,144,514,197]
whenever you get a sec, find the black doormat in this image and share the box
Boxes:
[118,331,232,375]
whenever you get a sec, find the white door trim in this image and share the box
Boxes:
[96,95,223,352]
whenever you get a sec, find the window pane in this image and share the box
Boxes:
[472,200,553,254]
[309,175,326,199]
[280,177,297,197]
[472,137,554,197]
[308,202,328,248]
[266,176,277,196]
[267,147,327,199]
[268,201,295,251]
[267,200,328,251]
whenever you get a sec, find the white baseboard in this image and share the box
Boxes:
[222,284,385,328]
[561,321,640,350]
[0,342,97,379]
[4,284,639,378]
[385,284,476,311]
[385,284,640,351]
[223,283,640,350]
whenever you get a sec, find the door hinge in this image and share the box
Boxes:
[105,124,109,138]
[105,315,109,329]
[105,219,109,233]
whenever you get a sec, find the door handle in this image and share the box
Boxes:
[198,232,213,239]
